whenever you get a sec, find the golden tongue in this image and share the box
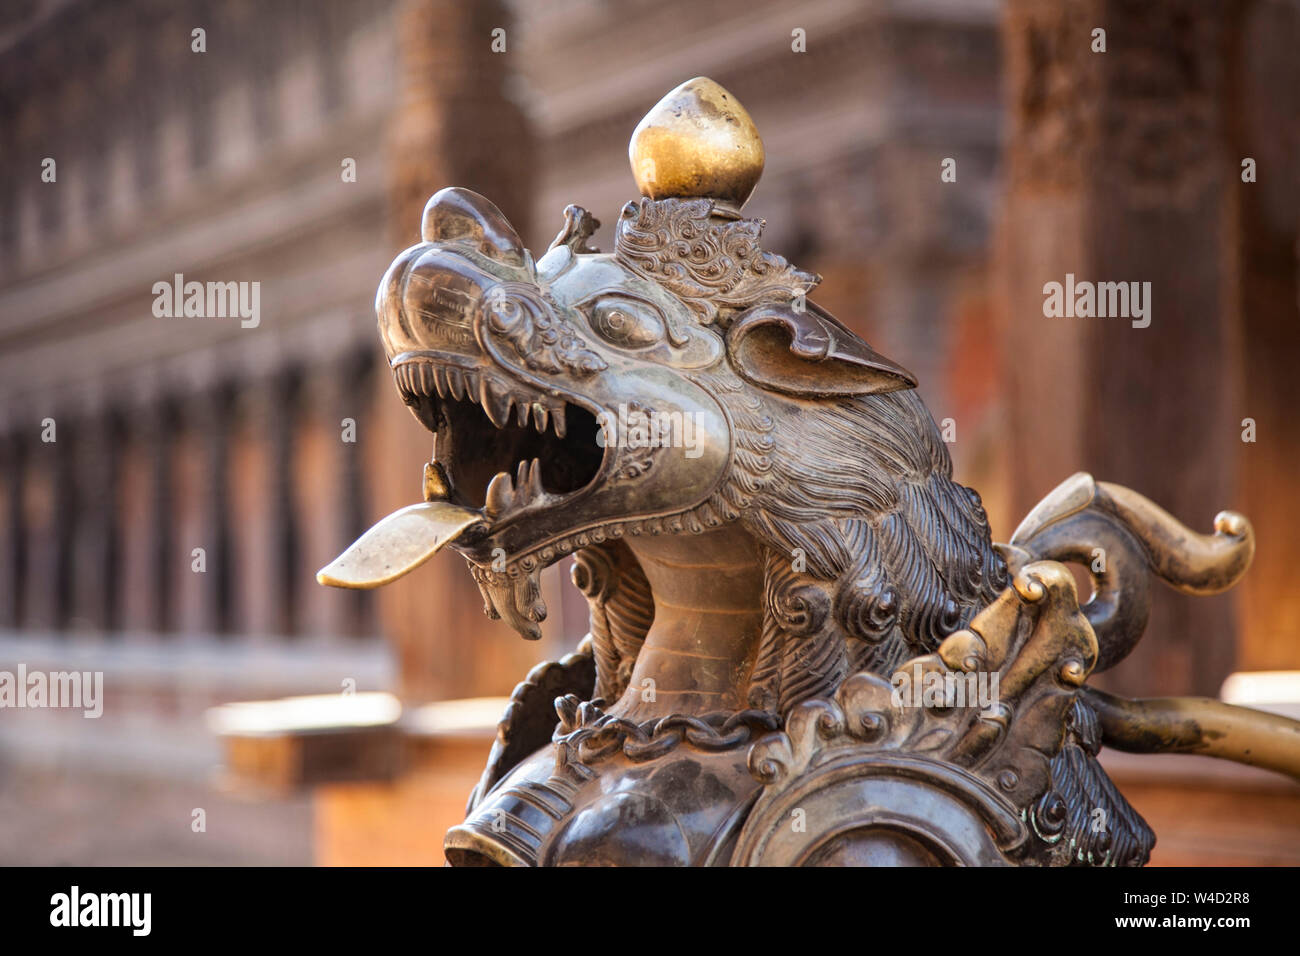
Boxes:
[316,499,484,589]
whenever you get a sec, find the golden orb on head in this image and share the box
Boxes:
[629,77,765,212]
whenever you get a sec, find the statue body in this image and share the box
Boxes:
[321,79,1297,867]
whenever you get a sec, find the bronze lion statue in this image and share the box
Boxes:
[321,78,1296,867]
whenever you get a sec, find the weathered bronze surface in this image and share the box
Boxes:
[321,77,1300,866]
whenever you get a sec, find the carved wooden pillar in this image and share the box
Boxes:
[269,369,302,637]
[19,423,57,630]
[1230,0,1300,672]
[117,396,157,633]
[0,433,26,628]
[374,0,534,703]
[101,412,124,632]
[149,401,178,634]
[227,379,276,637]
[51,418,76,631]
[999,0,1243,696]
[338,348,378,638]
[297,363,350,639]
[69,407,121,632]
[171,393,209,638]
[195,385,235,635]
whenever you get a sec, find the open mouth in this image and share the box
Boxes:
[393,357,606,526]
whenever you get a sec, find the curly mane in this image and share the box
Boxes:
[692,368,1008,715]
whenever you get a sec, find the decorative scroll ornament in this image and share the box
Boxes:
[614,197,818,326]
[736,561,1098,866]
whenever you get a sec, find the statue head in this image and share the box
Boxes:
[331,78,1006,705]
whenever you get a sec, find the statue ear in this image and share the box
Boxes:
[422,187,526,267]
[726,303,917,397]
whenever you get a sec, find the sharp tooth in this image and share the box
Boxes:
[553,403,567,439]
[422,460,451,502]
[532,403,549,433]
[464,370,480,404]
[446,368,465,401]
[484,471,513,518]
[516,459,530,490]
[516,400,530,428]
[480,377,512,428]
[526,457,543,500]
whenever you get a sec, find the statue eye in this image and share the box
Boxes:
[589,298,665,349]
